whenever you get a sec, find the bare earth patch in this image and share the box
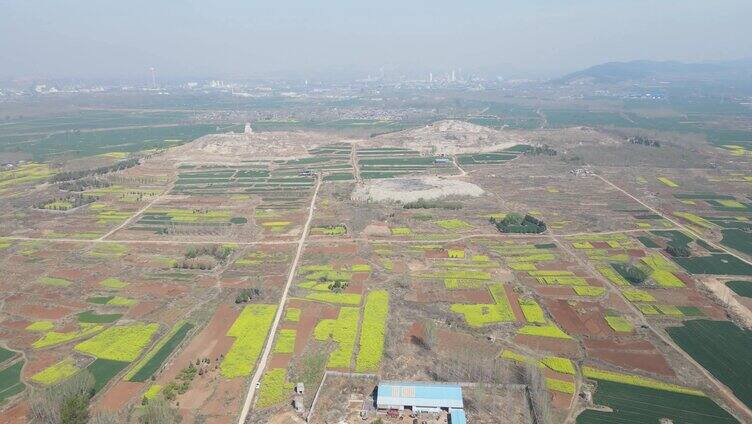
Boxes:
[352,176,484,203]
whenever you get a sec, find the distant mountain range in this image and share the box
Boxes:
[556,58,752,85]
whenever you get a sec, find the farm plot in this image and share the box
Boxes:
[272,329,296,354]
[74,323,158,362]
[450,284,516,327]
[30,124,219,160]
[576,380,738,424]
[413,250,498,289]
[672,254,752,276]
[456,144,530,165]
[484,241,558,269]
[726,280,752,298]
[280,143,354,181]
[173,165,315,210]
[0,360,25,403]
[129,208,245,234]
[354,290,389,372]
[297,264,366,305]
[314,306,360,369]
[720,228,752,256]
[30,358,80,386]
[86,359,130,394]
[667,319,752,410]
[32,323,104,349]
[256,368,294,408]
[0,163,54,194]
[357,147,452,179]
[221,304,277,378]
[125,321,194,382]
[309,224,347,236]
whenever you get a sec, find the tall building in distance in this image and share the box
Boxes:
[451,70,456,82]
[149,67,157,89]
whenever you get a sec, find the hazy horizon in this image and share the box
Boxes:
[2,0,752,81]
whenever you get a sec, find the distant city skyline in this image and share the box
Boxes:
[2,0,752,80]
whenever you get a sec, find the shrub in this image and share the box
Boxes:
[234,287,261,304]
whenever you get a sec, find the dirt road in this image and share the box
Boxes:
[236,176,322,424]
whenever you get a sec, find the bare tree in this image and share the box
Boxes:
[430,346,511,385]
[423,319,437,350]
[138,396,180,424]
[29,371,95,424]
[522,364,550,424]
[90,411,124,424]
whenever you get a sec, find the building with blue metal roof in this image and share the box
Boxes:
[450,408,467,424]
[376,381,464,413]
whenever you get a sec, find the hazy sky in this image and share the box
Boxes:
[2,0,751,80]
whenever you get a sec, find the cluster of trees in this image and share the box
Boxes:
[56,177,112,192]
[611,263,648,285]
[628,136,661,148]
[174,245,235,270]
[403,198,463,210]
[665,244,691,257]
[524,144,557,156]
[50,158,140,183]
[491,213,547,234]
[235,287,261,304]
[160,363,198,402]
[328,281,348,293]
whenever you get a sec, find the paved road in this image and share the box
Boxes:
[236,176,322,424]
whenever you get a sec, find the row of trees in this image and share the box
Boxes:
[524,144,557,156]
[56,177,112,192]
[35,194,97,211]
[628,136,661,148]
[403,198,463,210]
[50,158,140,183]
